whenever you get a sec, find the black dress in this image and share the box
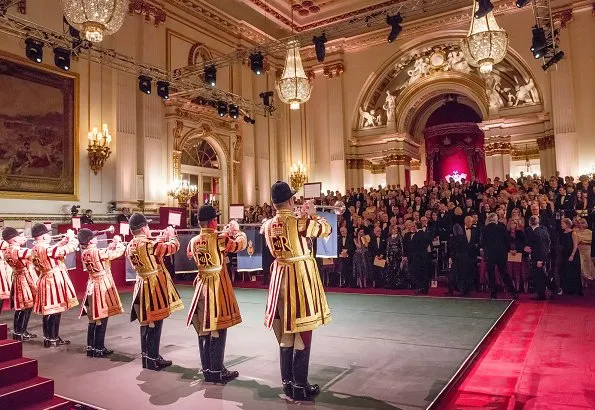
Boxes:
[560,231,583,295]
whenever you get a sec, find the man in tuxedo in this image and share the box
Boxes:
[403,223,433,294]
[460,216,480,295]
[524,215,558,300]
[463,198,476,216]
[555,186,574,218]
[369,226,387,288]
[116,207,131,223]
[337,227,355,287]
[480,213,519,299]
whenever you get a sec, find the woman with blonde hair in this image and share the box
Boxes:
[574,218,595,286]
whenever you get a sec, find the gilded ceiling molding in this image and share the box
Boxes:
[129,0,167,26]
[323,63,344,78]
[384,154,411,166]
[485,142,512,156]
[511,145,540,161]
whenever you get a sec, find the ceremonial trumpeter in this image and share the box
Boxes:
[1,228,38,341]
[186,205,247,384]
[126,213,183,371]
[261,181,332,401]
[78,229,126,358]
[30,224,79,347]
[0,236,13,326]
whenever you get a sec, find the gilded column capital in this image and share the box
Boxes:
[410,159,421,170]
[384,154,411,166]
[129,0,167,26]
[537,135,555,150]
[172,150,182,180]
[484,142,512,157]
[323,63,345,78]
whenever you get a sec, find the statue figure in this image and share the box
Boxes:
[514,77,538,106]
[485,73,505,110]
[406,57,429,85]
[446,51,472,74]
[359,107,377,128]
[383,91,397,124]
[375,108,384,126]
[504,88,516,106]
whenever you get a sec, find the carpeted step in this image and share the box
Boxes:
[20,395,73,410]
[0,376,54,408]
[0,324,7,341]
[0,339,23,362]
[0,357,38,386]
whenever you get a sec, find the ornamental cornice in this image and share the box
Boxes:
[384,154,411,166]
[129,0,167,26]
[323,63,344,78]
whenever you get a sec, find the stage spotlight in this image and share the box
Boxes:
[313,33,327,63]
[156,81,169,100]
[25,38,43,63]
[542,50,564,71]
[474,0,494,19]
[217,101,228,117]
[138,76,152,94]
[204,65,217,86]
[530,26,547,59]
[229,104,239,119]
[53,47,71,71]
[386,13,403,43]
[250,52,264,75]
[515,0,530,7]
[259,91,274,107]
[243,115,256,124]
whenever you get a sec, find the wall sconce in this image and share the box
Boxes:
[167,178,197,205]
[87,124,112,174]
[289,161,308,191]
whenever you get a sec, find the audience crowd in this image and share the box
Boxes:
[244,171,594,300]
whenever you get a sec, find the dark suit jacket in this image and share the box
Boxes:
[116,214,129,223]
[369,236,387,259]
[463,226,480,257]
[338,235,356,259]
[403,230,432,258]
[480,222,509,261]
[525,226,550,262]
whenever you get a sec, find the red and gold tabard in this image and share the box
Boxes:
[80,242,126,320]
[31,237,79,315]
[0,240,12,301]
[262,209,332,333]
[2,242,38,310]
[186,228,247,331]
[126,235,183,324]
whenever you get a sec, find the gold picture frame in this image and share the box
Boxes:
[0,50,79,201]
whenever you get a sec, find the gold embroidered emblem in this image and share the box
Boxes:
[247,240,254,257]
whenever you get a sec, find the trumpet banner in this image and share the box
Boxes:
[237,227,263,272]
[316,211,337,258]
[173,234,198,274]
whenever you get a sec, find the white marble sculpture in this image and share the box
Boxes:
[359,107,377,128]
[514,77,538,106]
[447,51,472,74]
[485,73,505,109]
[383,90,397,124]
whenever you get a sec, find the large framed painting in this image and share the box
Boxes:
[0,51,78,200]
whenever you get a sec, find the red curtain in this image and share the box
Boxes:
[424,122,487,183]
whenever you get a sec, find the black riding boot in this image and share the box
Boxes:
[52,313,69,346]
[86,322,96,356]
[42,315,51,348]
[209,330,237,383]
[146,321,171,371]
[21,308,36,339]
[12,310,23,340]
[140,325,148,368]
[93,318,113,357]
[292,346,320,401]
[280,347,295,398]
[198,335,213,381]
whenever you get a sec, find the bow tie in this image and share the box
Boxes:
[466,228,471,230]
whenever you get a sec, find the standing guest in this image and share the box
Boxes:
[448,224,467,296]
[353,229,371,289]
[0,237,11,318]
[2,228,38,341]
[81,209,94,224]
[78,229,126,358]
[116,207,131,223]
[126,214,183,371]
[385,225,403,289]
[186,206,247,384]
[369,226,387,288]
[337,226,355,288]
[460,216,480,295]
[506,219,527,292]
[559,218,582,295]
[261,183,332,401]
[481,213,519,299]
[31,224,79,347]
[403,222,432,294]
[574,218,595,286]
[525,215,558,300]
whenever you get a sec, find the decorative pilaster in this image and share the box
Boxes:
[172,150,182,181]
[537,134,556,178]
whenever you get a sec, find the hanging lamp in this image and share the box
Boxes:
[61,0,129,43]
[276,40,312,110]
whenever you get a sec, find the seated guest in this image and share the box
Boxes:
[81,209,94,224]
[116,207,131,223]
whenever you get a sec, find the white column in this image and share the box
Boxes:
[386,164,398,186]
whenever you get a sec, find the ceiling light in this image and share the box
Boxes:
[61,0,128,43]
[259,91,274,108]
[474,0,494,19]
[204,65,217,86]
[217,101,228,117]
[138,75,152,94]
[386,13,403,43]
[243,115,255,125]
[250,52,264,75]
[156,81,169,99]
[530,26,546,53]
[54,47,71,70]
[515,0,530,7]
[229,104,239,119]
[542,50,564,71]
[25,38,43,63]
[313,33,327,63]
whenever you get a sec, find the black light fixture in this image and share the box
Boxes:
[156,81,169,99]
[386,13,403,43]
[515,0,531,7]
[138,75,152,94]
[313,33,327,63]
[474,0,494,19]
[542,50,564,71]
[53,47,71,71]
[530,26,547,59]
[243,115,256,125]
[259,91,274,107]
[204,65,217,86]
[25,38,43,63]
[250,52,264,75]
[217,101,228,117]
[228,104,239,119]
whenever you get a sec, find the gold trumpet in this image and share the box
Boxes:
[295,200,346,216]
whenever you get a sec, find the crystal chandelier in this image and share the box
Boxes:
[87,124,112,174]
[167,179,198,205]
[62,0,129,43]
[460,1,508,74]
[276,40,312,110]
[289,161,308,191]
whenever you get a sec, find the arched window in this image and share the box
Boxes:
[181,139,220,169]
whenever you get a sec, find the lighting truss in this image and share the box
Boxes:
[0,11,267,116]
[531,0,558,62]
[173,0,476,83]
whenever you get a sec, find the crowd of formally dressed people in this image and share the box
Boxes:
[244,172,594,300]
